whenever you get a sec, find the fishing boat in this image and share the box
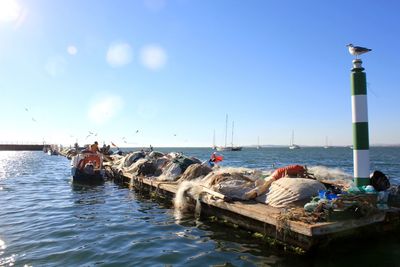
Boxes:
[71,152,105,184]
[216,115,242,151]
[289,130,300,149]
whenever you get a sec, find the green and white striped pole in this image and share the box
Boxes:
[351,59,370,187]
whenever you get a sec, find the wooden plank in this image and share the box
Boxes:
[200,198,315,236]
[309,213,386,235]
[200,185,228,200]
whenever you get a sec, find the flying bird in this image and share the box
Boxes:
[31,117,37,122]
[173,134,177,137]
[135,130,139,133]
[25,108,29,112]
[346,44,372,58]
[88,131,94,135]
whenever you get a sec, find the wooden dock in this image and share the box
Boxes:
[116,171,400,251]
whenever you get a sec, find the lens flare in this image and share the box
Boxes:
[106,42,132,68]
[88,95,124,125]
[0,0,21,22]
[67,45,78,55]
[140,44,167,71]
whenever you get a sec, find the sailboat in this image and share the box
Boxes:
[212,129,217,150]
[256,136,261,149]
[289,130,300,149]
[324,136,329,149]
[230,121,242,151]
[216,115,242,151]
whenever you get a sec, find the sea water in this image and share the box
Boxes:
[1,147,400,266]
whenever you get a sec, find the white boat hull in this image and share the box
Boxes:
[216,146,242,151]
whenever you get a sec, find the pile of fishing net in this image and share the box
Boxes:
[110,150,202,181]
[261,178,326,208]
[157,153,201,181]
[308,166,353,185]
[199,167,267,200]
[63,148,78,159]
[178,163,212,182]
[276,206,329,227]
[174,167,267,212]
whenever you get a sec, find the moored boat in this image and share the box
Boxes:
[231,146,243,151]
[47,149,59,156]
[216,115,242,151]
[289,130,301,149]
[71,152,105,184]
[216,146,242,151]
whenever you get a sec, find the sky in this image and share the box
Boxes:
[0,0,399,147]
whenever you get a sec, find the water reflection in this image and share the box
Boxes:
[0,238,16,267]
[71,183,106,195]
[70,183,107,222]
[1,149,399,266]
[0,151,30,179]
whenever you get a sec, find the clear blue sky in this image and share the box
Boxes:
[1,0,399,147]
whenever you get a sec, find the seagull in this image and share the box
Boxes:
[31,117,37,122]
[347,44,372,58]
[25,107,29,112]
[135,130,139,133]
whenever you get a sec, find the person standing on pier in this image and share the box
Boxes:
[90,141,100,153]
[209,152,223,167]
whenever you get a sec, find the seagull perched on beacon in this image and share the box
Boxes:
[347,44,372,58]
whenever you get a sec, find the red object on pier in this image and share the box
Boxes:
[271,165,306,180]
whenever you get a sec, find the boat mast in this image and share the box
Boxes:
[213,129,216,148]
[224,114,228,148]
[231,121,235,147]
[291,130,294,146]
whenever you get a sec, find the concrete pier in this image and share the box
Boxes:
[0,144,46,151]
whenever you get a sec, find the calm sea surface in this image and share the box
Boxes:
[1,147,400,266]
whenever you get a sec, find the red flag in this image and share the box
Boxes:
[214,155,223,163]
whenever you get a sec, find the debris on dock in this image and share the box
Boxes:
[82,149,400,251]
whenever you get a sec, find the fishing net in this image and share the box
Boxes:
[266,178,326,208]
[179,163,212,182]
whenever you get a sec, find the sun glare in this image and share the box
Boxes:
[0,0,21,22]
[88,95,124,125]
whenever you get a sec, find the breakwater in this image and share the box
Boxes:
[0,144,45,151]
